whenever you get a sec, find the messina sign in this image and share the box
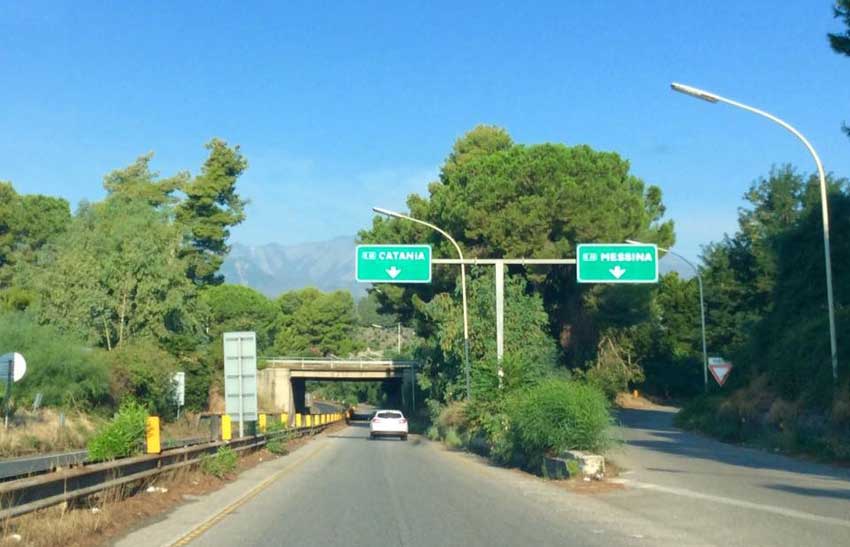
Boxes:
[576,243,659,283]
[356,245,432,283]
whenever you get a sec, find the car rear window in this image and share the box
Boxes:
[376,411,403,419]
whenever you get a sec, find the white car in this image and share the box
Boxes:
[369,410,408,440]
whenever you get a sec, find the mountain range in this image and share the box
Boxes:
[221,237,696,299]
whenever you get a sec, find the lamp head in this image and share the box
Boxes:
[671,82,720,103]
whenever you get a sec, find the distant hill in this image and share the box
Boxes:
[221,236,365,298]
[221,236,695,298]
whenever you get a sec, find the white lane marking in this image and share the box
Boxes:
[616,478,850,528]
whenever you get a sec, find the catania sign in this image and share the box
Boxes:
[355,244,432,283]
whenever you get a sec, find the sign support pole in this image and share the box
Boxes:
[495,260,505,387]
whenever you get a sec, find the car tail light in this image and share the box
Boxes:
[400,418,407,424]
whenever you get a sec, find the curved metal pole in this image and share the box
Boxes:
[671,83,839,381]
[373,207,471,399]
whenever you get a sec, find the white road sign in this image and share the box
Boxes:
[0,352,26,383]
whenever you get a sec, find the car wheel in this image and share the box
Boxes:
[401,434,408,441]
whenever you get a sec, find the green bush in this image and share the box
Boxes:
[201,446,238,478]
[87,401,148,461]
[0,311,110,409]
[265,421,293,455]
[106,340,179,418]
[444,428,463,449]
[507,379,614,461]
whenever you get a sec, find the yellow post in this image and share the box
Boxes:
[145,416,161,454]
[306,414,312,427]
[259,413,267,433]
[295,413,302,428]
[280,413,288,426]
[221,414,232,441]
[320,415,325,425]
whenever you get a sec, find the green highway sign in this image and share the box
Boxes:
[576,243,659,283]
[356,245,432,283]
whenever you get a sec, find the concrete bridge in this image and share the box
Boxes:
[257,358,417,422]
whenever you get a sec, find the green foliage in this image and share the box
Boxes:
[356,291,399,327]
[87,401,148,461]
[178,139,248,287]
[200,446,238,478]
[0,311,110,409]
[200,284,278,350]
[0,181,71,293]
[418,269,559,404]
[106,340,179,418]
[831,0,850,57]
[507,379,613,458]
[272,288,359,357]
[359,126,675,370]
[581,332,645,400]
[444,428,463,449]
[28,198,202,351]
[265,421,294,455]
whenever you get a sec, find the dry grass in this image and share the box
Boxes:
[0,409,103,458]
[0,424,339,546]
[160,412,208,443]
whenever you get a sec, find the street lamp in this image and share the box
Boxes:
[372,207,472,399]
[671,82,839,381]
[371,323,402,354]
[627,240,709,392]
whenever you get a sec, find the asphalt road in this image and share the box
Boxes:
[608,405,850,546]
[176,422,696,547]
[118,405,850,547]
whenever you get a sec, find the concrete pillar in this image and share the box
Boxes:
[257,367,294,414]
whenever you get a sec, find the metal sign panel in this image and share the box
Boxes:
[0,352,26,383]
[708,357,733,386]
[223,332,258,429]
[576,243,659,283]
[173,372,186,406]
[355,245,432,283]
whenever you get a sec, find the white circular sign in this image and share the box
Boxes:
[0,352,26,383]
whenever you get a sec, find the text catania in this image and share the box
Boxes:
[362,250,426,261]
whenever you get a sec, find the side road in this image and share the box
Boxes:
[603,404,850,546]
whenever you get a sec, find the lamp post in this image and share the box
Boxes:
[372,207,471,399]
[628,240,709,392]
[670,82,838,381]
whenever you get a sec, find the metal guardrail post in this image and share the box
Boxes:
[145,417,161,454]
[221,415,232,441]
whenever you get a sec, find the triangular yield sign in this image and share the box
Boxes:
[708,362,733,386]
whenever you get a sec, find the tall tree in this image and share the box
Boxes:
[360,126,674,363]
[177,139,248,287]
[103,153,187,209]
[829,0,850,136]
[30,199,200,350]
[829,0,850,55]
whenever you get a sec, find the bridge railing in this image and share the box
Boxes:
[261,357,418,370]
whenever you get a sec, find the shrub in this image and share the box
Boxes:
[201,446,238,478]
[507,379,614,461]
[444,428,463,449]
[0,311,110,409]
[106,340,179,418]
[87,401,148,461]
[265,421,293,455]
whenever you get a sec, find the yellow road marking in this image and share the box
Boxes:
[169,443,329,546]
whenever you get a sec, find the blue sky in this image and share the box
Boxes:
[1,1,848,263]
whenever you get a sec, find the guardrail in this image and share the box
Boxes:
[0,410,348,520]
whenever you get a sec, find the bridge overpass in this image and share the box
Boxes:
[257,358,417,421]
